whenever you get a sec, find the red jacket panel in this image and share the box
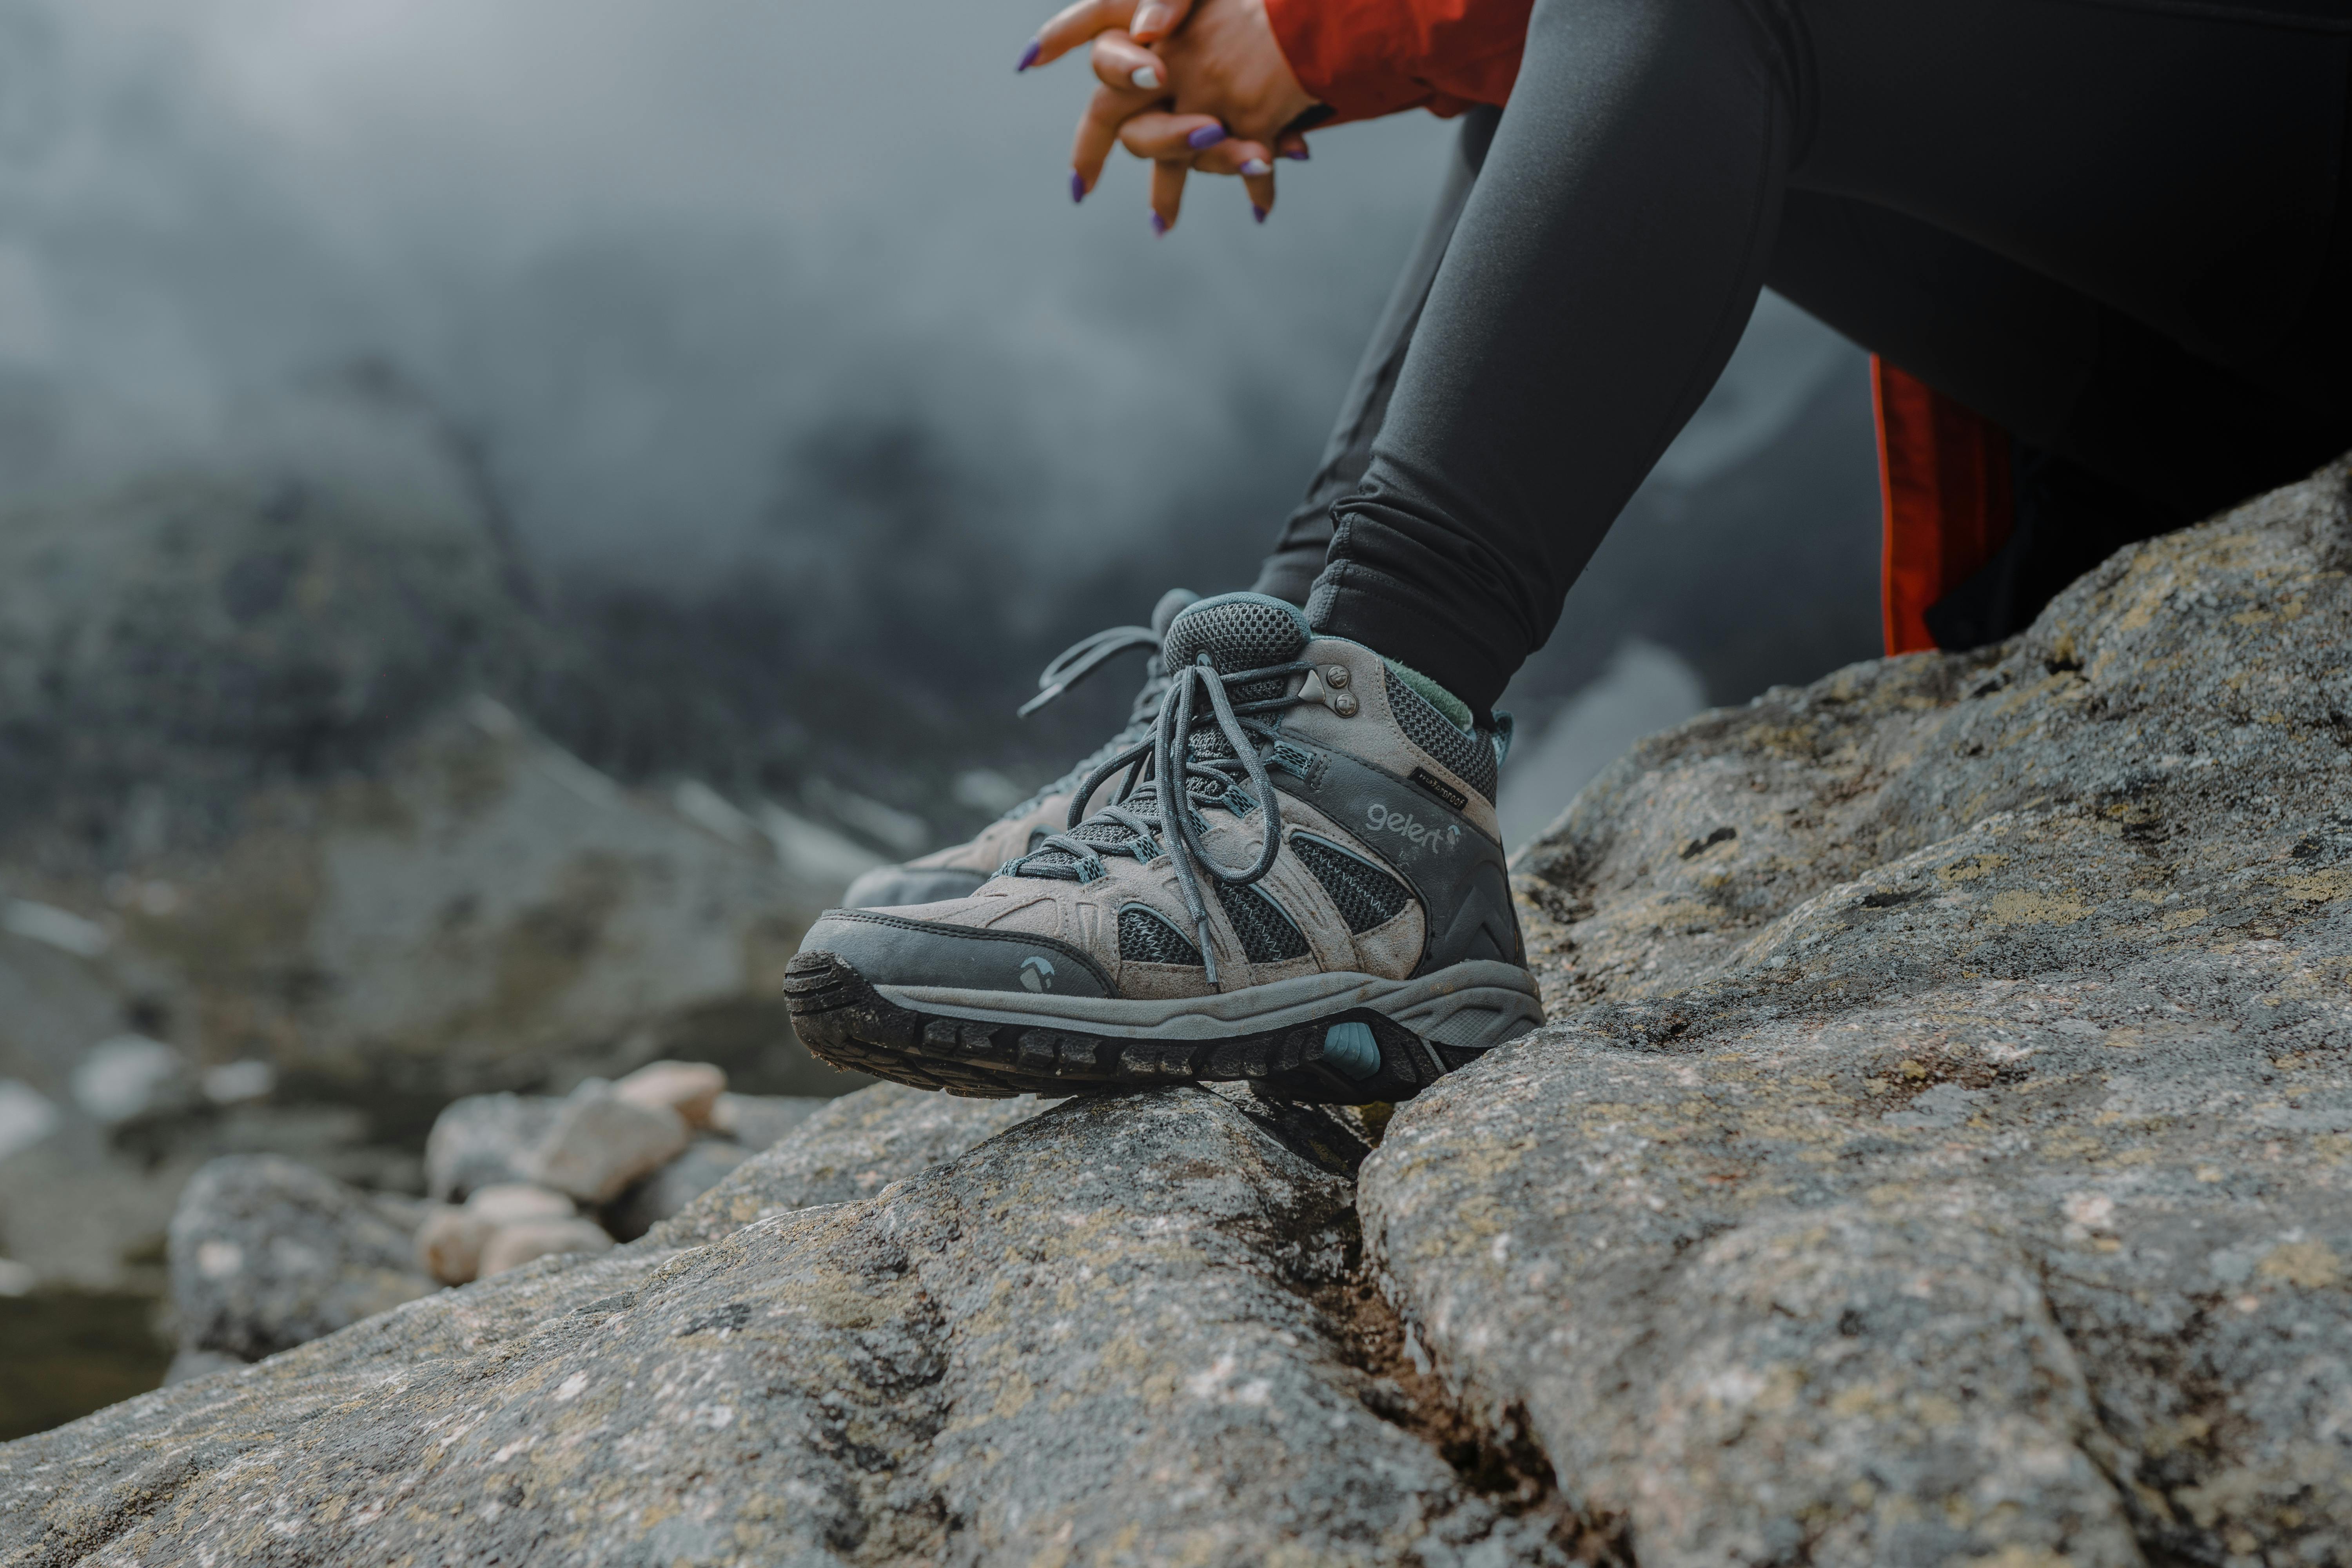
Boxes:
[1873,358,2014,656]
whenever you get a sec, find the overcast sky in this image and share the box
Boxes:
[0,0,1457,597]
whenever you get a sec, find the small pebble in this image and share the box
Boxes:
[479,1217,615,1277]
[614,1061,727,1129]
[464,1183,575,1224]
[523,1091,691,1205]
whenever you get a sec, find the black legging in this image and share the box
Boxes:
[1253,0,2352,716]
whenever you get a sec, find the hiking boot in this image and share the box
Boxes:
[785,592,1541,1104]
[840,590,1198,909]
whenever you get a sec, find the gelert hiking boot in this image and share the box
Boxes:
[785,592,1541,1104]
[840,589,1198,908]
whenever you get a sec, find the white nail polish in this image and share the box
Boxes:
[1131,65,1161,90]
[1240,158,1272,176]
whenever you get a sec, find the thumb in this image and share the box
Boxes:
[1027,0,1189,69]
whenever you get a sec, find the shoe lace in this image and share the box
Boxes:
[995,623,1173,824]
[1005,652,1313,988]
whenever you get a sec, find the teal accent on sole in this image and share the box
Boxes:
[1323,1020,1381,1080]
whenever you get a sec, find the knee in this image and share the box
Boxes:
[1518,0,1805,117]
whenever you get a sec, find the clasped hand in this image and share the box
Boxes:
[1018,0,1321,231]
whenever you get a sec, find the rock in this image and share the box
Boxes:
[519,1091,690,1205]
[18,466,2352,1565]
[167,1156,435,1363]
[423,1092,560,1203]
[0,1082,58,1165]
[705,1091,825,1149]
[413,1207,494,1286]
[603,1139,747,1242]
[1369,469,2352,1566]
[475,1216,616,1278]
[463,1183,574,1224]
[69,1037,194,1126]
[652,1081,1055,1246]
[612,1060,725,1129]
[0,1090,1565,1566]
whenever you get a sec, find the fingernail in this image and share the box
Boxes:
[1185,125,1225,151]
[1240,157,1271,176]
[1133,3,1171,33]
[1252,204,1267,224]
[1130,65,1161,90]
[1015,37,1041,71]
[1151,212,1168,236]
[1071,170,1087,203]
[1281,145,1310,161]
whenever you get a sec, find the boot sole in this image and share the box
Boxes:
[782,951,1541,1103]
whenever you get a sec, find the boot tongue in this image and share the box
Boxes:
[1008,597,1307,881]
[1161,593,1310,702]
[1150,587,1200,639]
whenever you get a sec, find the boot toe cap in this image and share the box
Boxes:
[797,908,1113,998]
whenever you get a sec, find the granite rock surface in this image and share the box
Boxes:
[1377,464,2352,1565]
[0,1089,1563,1566]
[9,466,2352,1566]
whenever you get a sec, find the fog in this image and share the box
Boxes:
[0,0,1882,816]
[0,0,1445,584]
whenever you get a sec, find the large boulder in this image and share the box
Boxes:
[8,463,2352,1566]
[1375,464,2352,1564]
[0,1090,1560,1566]
[166,1155,434,1364]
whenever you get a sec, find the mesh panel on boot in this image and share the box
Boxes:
[1213,881,1309,962]
[1163,598,1308,705]
[1291,834,1413,933]
[1383,668,1499,802]
[1118,904,1203,966]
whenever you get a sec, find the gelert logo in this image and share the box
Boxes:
[1019,955,1056,993]
[1365,800,1461,852]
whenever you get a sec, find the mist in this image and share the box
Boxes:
[0,0,1880,823]
[0,0,1448,585]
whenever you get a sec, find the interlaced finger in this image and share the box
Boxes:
[1117,109,1229,163]
[1150,160,1188,233]
[1090,31,1168,93]
[1072,82,1162,196]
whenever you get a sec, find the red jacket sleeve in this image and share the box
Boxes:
[1263,0,1530,123]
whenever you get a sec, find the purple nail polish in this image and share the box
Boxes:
[1282,144,1310,161]
[1151,212,1168,236]
[1186,125,1226,151]
[1252,204,1267,224]
[1015,38,1041,71]
[1070,170,1086,203]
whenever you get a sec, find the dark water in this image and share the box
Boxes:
[0,1292,172,1443]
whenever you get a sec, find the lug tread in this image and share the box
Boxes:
[780,949,1477,1105]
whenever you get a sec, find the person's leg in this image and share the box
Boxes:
[1250,107,1501,607]
[1768,191,2352,528]
[1305,0,2352,719]
[1308,0,1803,717]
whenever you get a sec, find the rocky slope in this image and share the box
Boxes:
[5,465,2350,1564]
[0,478,882,1303]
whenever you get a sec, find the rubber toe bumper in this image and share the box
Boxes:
[797,909,1114,997]
[782,949,1486,1104]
